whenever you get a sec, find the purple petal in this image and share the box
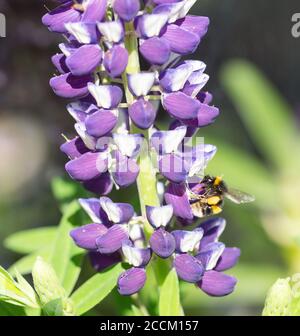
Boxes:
[100,197,134,224]
[70,223,108,250]
[112,151,140,187]
[129,98,157,129]
[184,144,217,179]
[149,228,175,259]
[163,92,200,119]
[88,84,123,109]
[172,228,203,253]
[81,0,107,23]
[151,126,187,155]
[197,103,220,127]
[174,254,204,283]
[118,267,146,296]
[83,173,113,196]
[159,153,188,183]
[103,45,128,78]
[140,37,171,65]
[65,22,99,44]
[89,251,121,272]
[113,133,144,158]
[74,122,97,150]
[159,63,194,92]
[79,197,108,224]
[198,91,213,105]
[42,2,81,33]
[60,137,89,159]
[122,243,152,267]
[50,73,92,99]
[128,72,156,97]
[161,24,200,55]
[196,242,225,271]
[97,20,124,43]
[52,53,69,74]
[152,2,184,22]
[65,151,108,182]
[135,14,169,38]
[215,247,241,272]
[67,101,98,122]
[96,224,129,254]
[146,205,173,229]
[129,224,145,247]
[169,119,197,138]
[198,217,226,248]
[176,15,209,39]
[198,270,237,297]
[165,182,193,220]
[66,44,102,76]
[113,0,140,22]
[153,0,182,4]
[85,109,118,138]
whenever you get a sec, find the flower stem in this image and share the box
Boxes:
[122,22,160,237]
[122,22,169,299]
[132,294,150,316]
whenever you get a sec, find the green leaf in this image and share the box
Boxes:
[49,201,85,295]
[71,263,124,316]
[130,305,145,316]
[221,60,300,171]
[0,302,26,316]
[51,177,88,211]
[42,299,64,316]
[262,277,293,316]
[32,257,66,306]
[8,246,51,276]
[0,266,39,308]
[159,269,183,316]
[4,227,57,254]
[151,257,171,288]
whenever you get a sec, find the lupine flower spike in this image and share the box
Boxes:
[43,0,250,299]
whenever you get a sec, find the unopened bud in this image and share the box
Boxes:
[262,278,292,316]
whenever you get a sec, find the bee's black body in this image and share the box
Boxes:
[189,175,254,218]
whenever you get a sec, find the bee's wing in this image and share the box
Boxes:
[225,188,255,204]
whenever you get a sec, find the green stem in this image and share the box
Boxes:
[132,294,150,316]
[122,22,169,299]
[122,22,160,237]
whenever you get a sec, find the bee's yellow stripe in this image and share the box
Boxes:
[207,196,221,205]
[211,206,222,214]
[213,176,222,186]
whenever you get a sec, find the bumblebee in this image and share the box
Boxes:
[188,175,255,218]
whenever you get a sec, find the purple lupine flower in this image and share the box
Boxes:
[171,218,240,296]
[42,0,243,299]
[117,267,147,296]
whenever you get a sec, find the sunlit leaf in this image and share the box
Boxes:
[0,266,39,308]
[8,246,51,276]
[51,177,88,211]
[159,269,183,316]
[49,200,85,295]
[4,227,56,254]
[42,299,64,316]
[130,305,145,316]
[0,302,26,316]
[71,263,124,316]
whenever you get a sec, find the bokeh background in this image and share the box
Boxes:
[0,0,300,316]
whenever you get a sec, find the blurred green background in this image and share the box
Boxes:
[0,0,300,315]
